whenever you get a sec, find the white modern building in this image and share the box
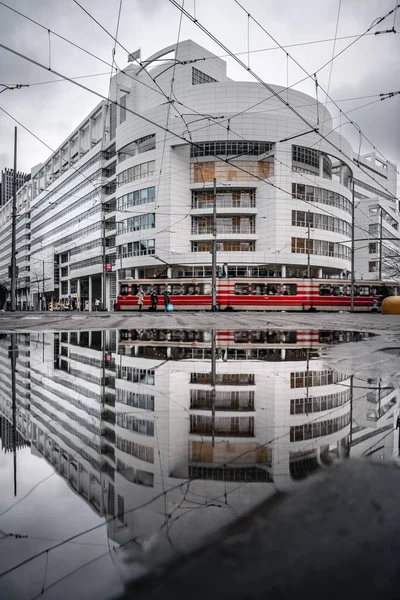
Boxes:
[353,152,399,281]
[0,179,32,309]
[0,39,398,311]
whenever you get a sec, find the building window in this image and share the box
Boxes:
[190,141,272,158]
[191,240,255,252]
[369,261,378,272]
[117,160,155,186]
[192,67,217,85]
[117,213,155,234]
[292,183,351,214]
[61,281,68,295]
[117,186,155,210]
[117,239,155,258]
[61,266,68,277]
[70,280,77,294]
[191,160,273,183]
[291,237,350,260]
[369,243,378,254]
[120,94,126,124]
[292,145,320,170]
[110,103,117,140]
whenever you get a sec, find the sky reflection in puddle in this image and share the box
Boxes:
[0,328,398,599]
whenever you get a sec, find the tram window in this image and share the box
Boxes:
[283,284,297,295]
[120,285,129,296]
[332,285,345,296]
[283,331,297,343]
[234,331,249,343]
[183,284,196,295]
[171,284,182,295]
[235,284,250,295]
[358,286,370,296]
[252,284,265,295]
[198,283,211,295]
[319,284,332,296]
[130,284,138,296]
[251,331,265,343]
[266,331,280,343]
[266,284,281,295]
[119,330,129,341]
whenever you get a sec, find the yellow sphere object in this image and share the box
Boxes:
[382,296,400,315]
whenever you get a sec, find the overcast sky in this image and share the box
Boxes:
[0,0,399,175]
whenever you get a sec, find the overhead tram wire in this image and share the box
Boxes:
[0,98,375,250]
[2,0,396,193]
[0,47,386,239]
[2,0,398,183]
[233,0,400,183]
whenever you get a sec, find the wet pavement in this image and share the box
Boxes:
[0,327,399,599]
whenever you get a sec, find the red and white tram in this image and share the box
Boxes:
[115,277,398,312]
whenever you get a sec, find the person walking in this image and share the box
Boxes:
[150,289,158,311]
[163,290,171,312]
[137,289,145,311]
[95,298,100,311]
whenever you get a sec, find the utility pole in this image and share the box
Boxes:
[10,127,17,312]
[9,332,18,496]
[378,206,383,280]
[102,215,106,311]
[211,328,216,447]
[350,179,355,313]
[211,177,217,311]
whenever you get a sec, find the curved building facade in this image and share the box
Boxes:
[113,40,354,285]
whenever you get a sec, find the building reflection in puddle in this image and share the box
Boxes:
[0,328,398,589]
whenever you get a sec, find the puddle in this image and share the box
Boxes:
[0,328,398,599]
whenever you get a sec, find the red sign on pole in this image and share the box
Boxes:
[104,263,113,272]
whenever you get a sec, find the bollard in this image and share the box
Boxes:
[382,296,400,315]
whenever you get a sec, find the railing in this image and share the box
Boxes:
[192,198,256,209]
[191,225,256,235]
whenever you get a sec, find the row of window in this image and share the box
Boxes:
[290,413,350,442]
[191,216,256,235]
[290,370,348,389]
[192,189,256,209]
[191,373,255,385]
[31,150,104,213]
[32,205,101,249]
[233,283,298,296]
[354,178,394,202]
[116,413,154,436]
[55,220,102,249]
[291,237,350,260]
[117,239,155,258]
[70,255,110,272]
[117,366,155,385]
[191,160,274,183]
[292,145,319,170]
[290,390,350,415]
[117,186,156,211]
[191,241,255,252]
[117,213,155,234]
[292,183,352,214]
[117,160,155,186]
[116,436,154,463]
[291,210,351,237]
[116,390,155,410]
[190,141,272,158]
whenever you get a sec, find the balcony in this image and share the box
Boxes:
[191,224,256,235]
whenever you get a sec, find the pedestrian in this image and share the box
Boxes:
[95,298,100,311]
[163,289,171,312]
[137,289,145,311]
[150,289,158,311]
